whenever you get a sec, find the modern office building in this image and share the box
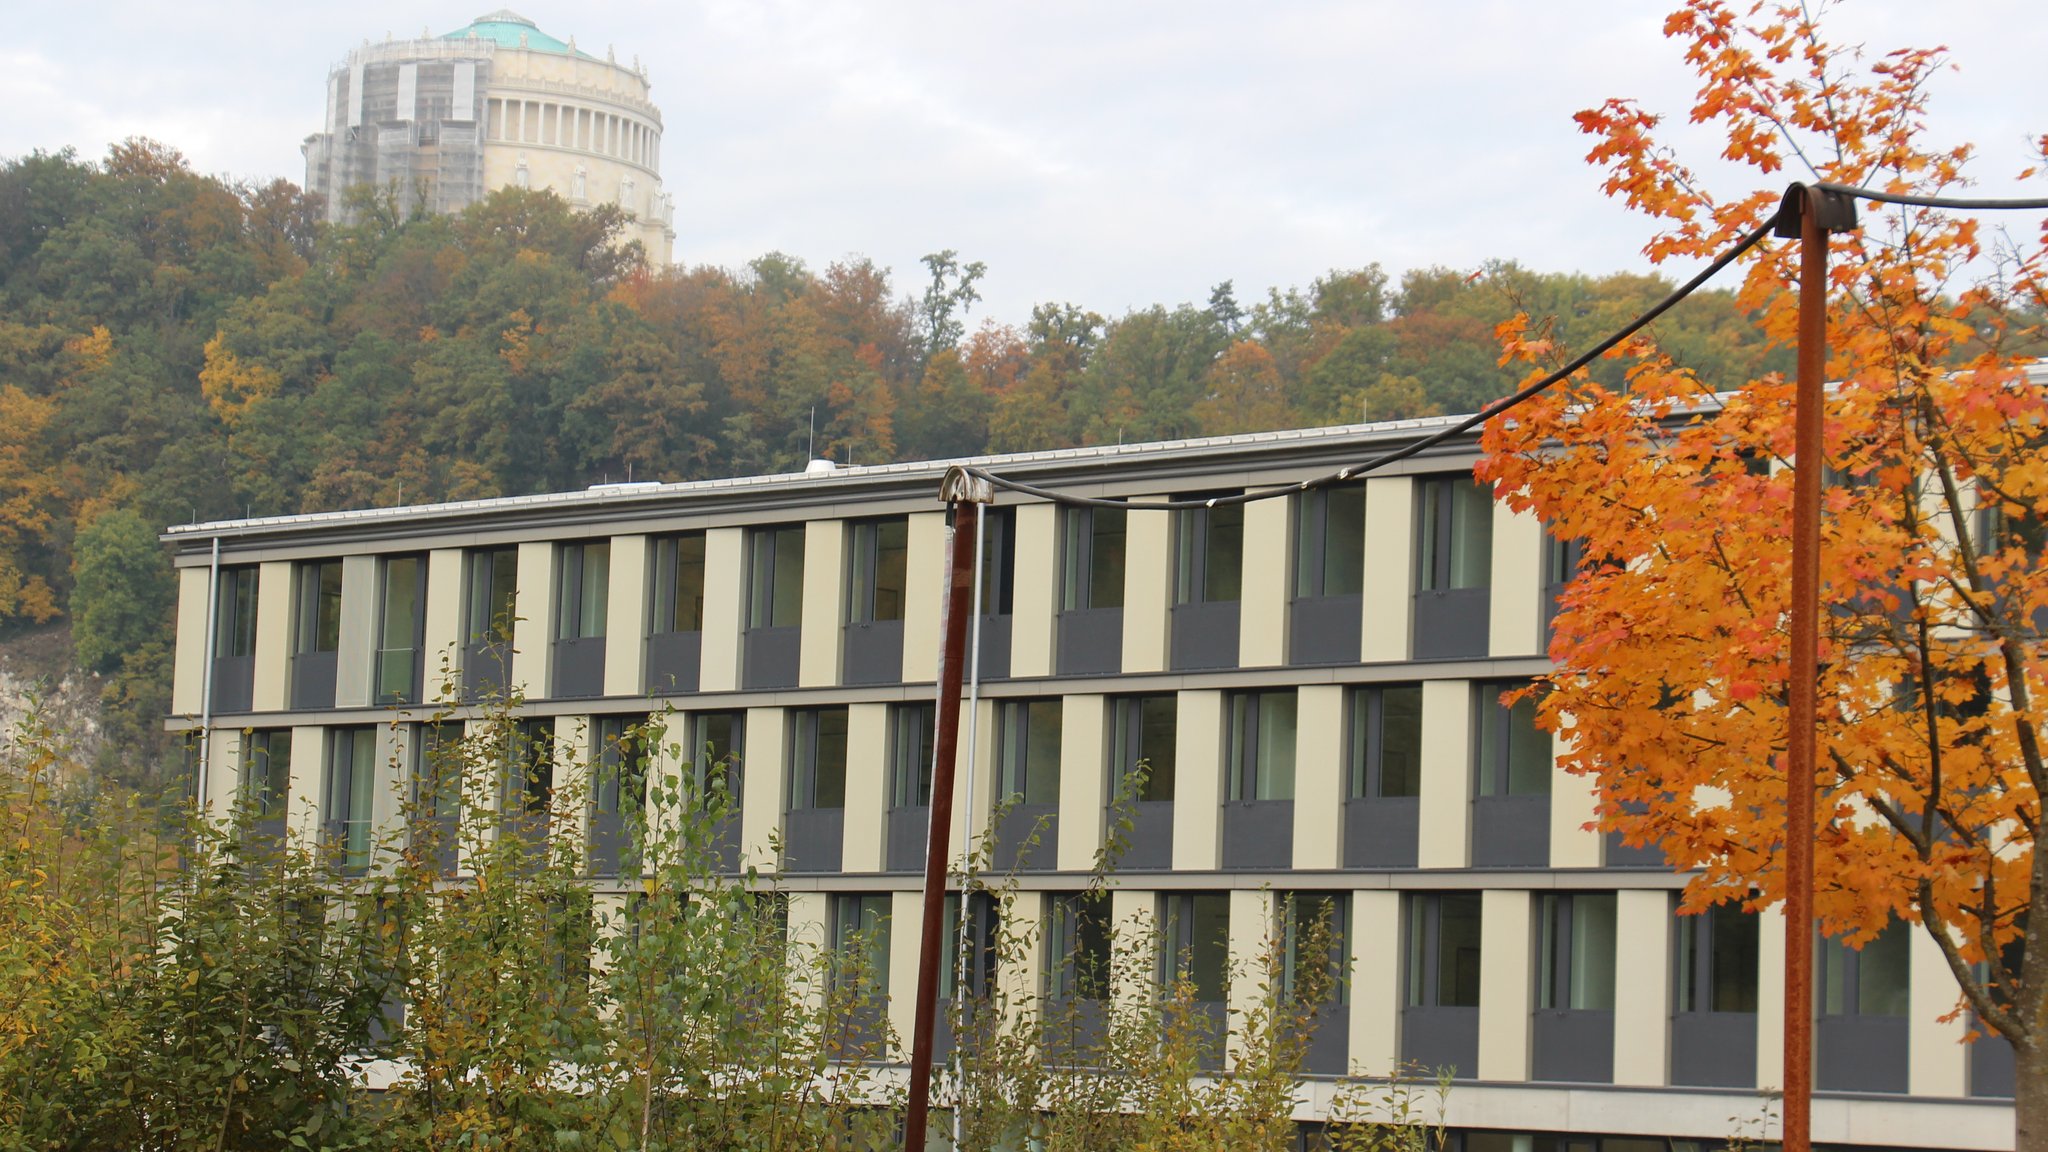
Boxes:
[301,10,675,263]
[163,415,2014,1150]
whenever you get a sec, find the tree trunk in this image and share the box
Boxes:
[2018,1038,2047,1152]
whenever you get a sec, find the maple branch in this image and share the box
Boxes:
[1917,876,2027,1048]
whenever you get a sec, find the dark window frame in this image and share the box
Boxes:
[847,517,911,624]
[1228,689,1297,802]
[747,524,807,630]
[1174,495,1245,605]
[555,540,611,641]
[788,707,850,810]
[1415,475,1495,594]
[1061,505,1126,611]
[1295,482,1366,599]
[650,531,708,634]
[996,698,1063,805]
[1349,683,1423,799]
[1110,694,1177,803]
[324,725,377,874]
[375,554,427,704]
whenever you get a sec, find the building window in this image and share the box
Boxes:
[376,555,426,704]
[466,546,518,644]
[941,891,998,1002]
[891,702,935,809]
[789,708,850,810]
[1537,893,1617,1011]
[1349,684,1422,799]
[748,525,806,629]
[848,518,909,624]
[295,560,343,658]
[1295,483,1366,598]
[1059,506,1126,676]
[509,719,555,844]
[1416,476,1493,595]
[976,507,1017,617]
[1407,893,1482,1010]
[414,722,461,876]
[590,715,647,876]
[325,726,377,874]
[1413,476,1494,660]
[241,729,292,840]
[289,560,341,710]
[1475,682,1551,799]
[1046,891,1112,1001]
[996,699,1062,806]
[555,541,610,640]
[651,532,707,633]
[1228,690,1297,802]
[830,893,893,994]
[1817,918,1912,1093]
[690,711,744,803]
[647,532,707,695]
[745,525,806,690]
[1176,499,1244,605]
[1676,903,1761,1014]
[1282,892,1349,1004]
[1671,900,1762,1089]
[845,517,911,685]
[1110,694,1177,803]
[1471,681,1551,868]
[1160,892,1230,1003]
[216,566,259,660]
[1062,506,1126,611]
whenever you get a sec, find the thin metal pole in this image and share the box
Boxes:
[950,504,988,1151]
[905,498,980,1151]
[1782,184,1830,1152]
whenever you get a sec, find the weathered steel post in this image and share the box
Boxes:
[903,466,992,1151]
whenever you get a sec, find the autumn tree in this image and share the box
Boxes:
[1478,1,2048,1140]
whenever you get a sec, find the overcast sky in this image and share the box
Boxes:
[4,2,2040,321]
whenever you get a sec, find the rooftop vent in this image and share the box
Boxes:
[586,480,663,493]
[804,459,839,476]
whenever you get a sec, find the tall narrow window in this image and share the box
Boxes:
[376,555,425,704]
[1176,499,1244,605]
[690,711,744,803]
[1471,681,1551,868]
[940,891,998,1002]
[466,547,518,644]
[1292,483,1366,664]
[241,729,292,842]
[848,518,910,624]
[996,699,1062,805]
[652,532,707,632]
[648,532,707,694]
[590,715,647,877]
[1063,506,1127,612]
[845,518,910,685]
[748,526,806,629]
[887,702,936,872]
[1046,891,1112,1001]
[1401,890,1483,1079]
[414,722,461,877]
[1059,506,1127,676]
[891,702,936,809]
[1344,683,1423,869]
[556,541,610,640]
[1413,475,1495,660]
[1817,919,1912,1093]
[296,560,343,657]
[993,699,1062,872]
[211,566,259,713]
[1229,690,1297,801]
[1282,892,1349,1005]
[1350,684,1423,799]
[1160,892,1230,1003]
[789,708,850,810]
[1475,682,1551,798]
[291,560,341,709]
[509,720,555,847]
[786,708,849,874]
[745,525,806,690]
[1110,695,1177,803]
[1671,900,1762,1089]
[1533,892,1618,1083]
[325,726,377,874]
[830,893,893,994]
[1416,477,1494,593]
[1173,494,1244,670]
[976,507,1017,617]
[463,546,518,701]
[1295,483,1366,598]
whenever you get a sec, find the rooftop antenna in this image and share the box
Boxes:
[809,406,817,459]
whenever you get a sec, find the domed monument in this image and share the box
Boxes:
[301,10,674,263]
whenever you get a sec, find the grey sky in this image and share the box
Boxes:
[5,2,2040,322]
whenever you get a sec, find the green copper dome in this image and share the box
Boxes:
[442,10,593,58]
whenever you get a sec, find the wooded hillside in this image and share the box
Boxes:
[0,140,1793,780]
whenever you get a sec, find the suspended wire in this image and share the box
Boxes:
[961,179,2048,512]
[1814,181,2048,212]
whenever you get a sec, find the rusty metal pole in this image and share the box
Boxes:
[1777,180,1852,1152]
[904,468,991,1151]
